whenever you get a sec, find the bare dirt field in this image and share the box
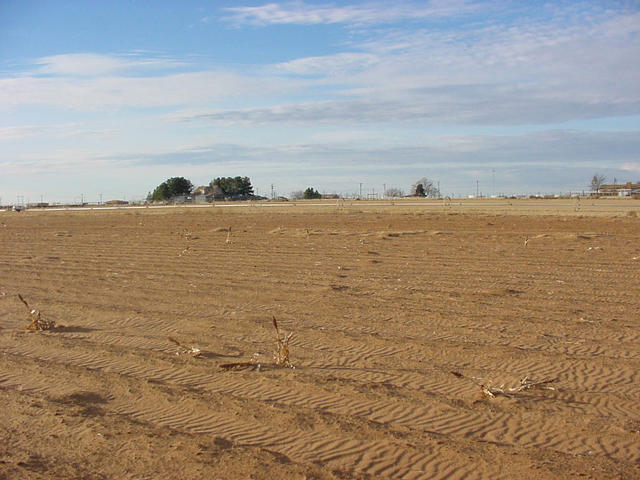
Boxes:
[1,201,639,479]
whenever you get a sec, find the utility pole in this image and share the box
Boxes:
[476,180,479,198]
[359,183,363,199]
[383,183,386,198]
[492,169,495,197]
[271,184,274,200]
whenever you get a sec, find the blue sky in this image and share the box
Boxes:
[1,0,639,203]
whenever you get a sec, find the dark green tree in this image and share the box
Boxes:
[411,177,440,197]
[303,187,322,199]
[149,177,193,201]
[211,176,254,198]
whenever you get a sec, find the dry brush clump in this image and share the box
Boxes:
[18,294,56,331]
[177,228,195,256]
[168,336,202,358]
[272,316,294,368]
[451,371,556,398]
[219,316,294,371]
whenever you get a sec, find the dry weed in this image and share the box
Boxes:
[182,228,193,241]
[177,228,195,256]
[168,336,202,358]
[272,316,294,368]
[226,227,232,244]
[18,294,56,331]
[218,317,294,371]
[451,371,556,398]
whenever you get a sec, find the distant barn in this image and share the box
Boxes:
[597,182,640,197]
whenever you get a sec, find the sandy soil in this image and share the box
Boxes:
[1,202,639,479]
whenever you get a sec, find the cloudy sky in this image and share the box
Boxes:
[1,0,639,203]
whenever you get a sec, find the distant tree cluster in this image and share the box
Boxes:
[148,177,193,202]
[385,187,404,198]
[147,175,449,203]
[303,187,322,199]
[411,177,440,198]
[148,176,257,202]
[211,176,254,198]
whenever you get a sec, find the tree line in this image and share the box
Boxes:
[148,176,442,202]
[148,176,255,202]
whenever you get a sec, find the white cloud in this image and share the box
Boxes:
[0,123,114,140]
[170,84,640,126]
[274,52,379,76]
[223,0,475,26]
[620,163,640,175]
[34,53,189,76]
[0,70,292,110]
[3,128,639,200]
[0,125,59,140]
[3,5,639,124]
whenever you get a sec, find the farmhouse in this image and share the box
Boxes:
[192,185,225,202]
[597,182,640,196]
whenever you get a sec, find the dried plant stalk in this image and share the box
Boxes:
[272,316,293,368]
[225,227,232,244]
[18,294,56,331]
[168,336,202,358]
[451,371,556,398]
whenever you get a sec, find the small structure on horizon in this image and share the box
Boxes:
[192,185,225,202]
[596,182,640,197]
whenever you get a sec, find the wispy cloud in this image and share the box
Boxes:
[223,0,475,26]
[170,83,640,126]
[8,129,636,170]
[620,163,640,175]
[0,123,114,140]
[3,128,638,199]
[0,124,60,140]
[34,53,190,76]
[0,69,289,110]
[273,52,379,76]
